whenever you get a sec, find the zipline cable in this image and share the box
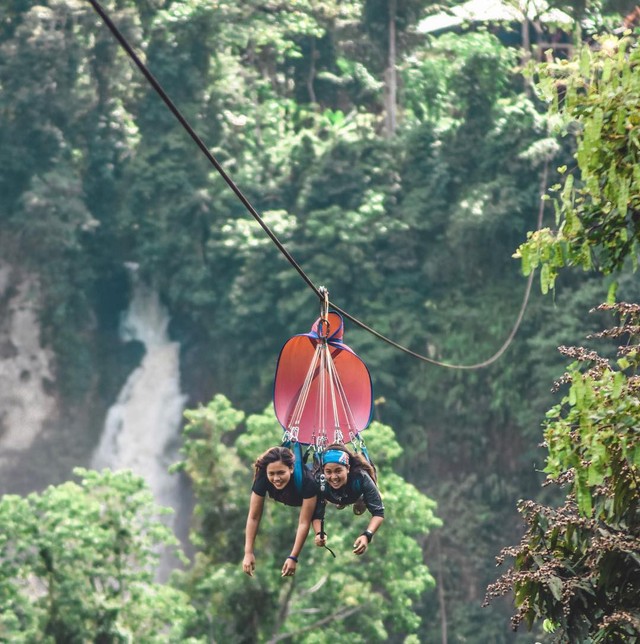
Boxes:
[333,160,549,369]
[87,0,546,370]
[85,0,321,301]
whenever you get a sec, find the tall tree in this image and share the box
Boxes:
[174,395,442,642]
[0,469,197,641]
[362,0,433,135]
[487,34,640,641]
[516,33,640,292]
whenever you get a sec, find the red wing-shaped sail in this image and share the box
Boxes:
[273,311,373,446]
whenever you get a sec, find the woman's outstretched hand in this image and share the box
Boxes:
[281,558,297,577]
[314,532,327,547]
[352,535,369,555]
[243,553,256,576]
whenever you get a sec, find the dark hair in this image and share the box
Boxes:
[253,446,295,481]
[323,443,377,483]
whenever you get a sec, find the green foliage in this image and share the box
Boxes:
[172,395,247,557]
[0,0,145,401]
[516,34,640,290]
[175,395,440,642]
[0,468,198,642]
[3,1,617,641]
[487,304,640,641]
[402,32,519,125]
[487,26,640,641]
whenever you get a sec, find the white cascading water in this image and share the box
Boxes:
[92,270,188,553]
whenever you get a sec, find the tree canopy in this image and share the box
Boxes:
[173,394,441,642]
[487,34,640,642]
[0,469,197,642]
[517,34,640,292]
[2,0,639,641]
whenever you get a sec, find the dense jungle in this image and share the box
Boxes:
[1,0,639,642]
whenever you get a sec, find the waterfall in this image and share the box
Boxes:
[92,271,188,527]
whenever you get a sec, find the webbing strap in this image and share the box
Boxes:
[288,339,359,451]
[287,344,322,432]
[318,474,336,558]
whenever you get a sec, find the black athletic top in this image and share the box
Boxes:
[252,468,318,507]
[313,471,384,519]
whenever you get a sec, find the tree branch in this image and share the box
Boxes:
[267,604,364,643]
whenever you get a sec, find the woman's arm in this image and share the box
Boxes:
[352,514,384,555]
[243,492,265,576]
[353,474,385,555]
[312,517,326,546]
[281,495,316,576]
[360,473,385,517]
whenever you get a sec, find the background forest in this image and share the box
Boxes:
[1,0,639,642]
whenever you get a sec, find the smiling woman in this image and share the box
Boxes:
[243,446,318,578]
[313,443,384,556]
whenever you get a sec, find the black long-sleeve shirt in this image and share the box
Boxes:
[252,468,318,507]
[313,471,384,519]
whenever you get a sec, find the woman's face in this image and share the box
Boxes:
[266,460,293,490]
[323,463,349,489]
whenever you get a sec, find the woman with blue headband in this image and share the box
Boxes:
[243,446,319,578]
[312,443,384,555]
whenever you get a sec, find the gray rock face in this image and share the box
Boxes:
[0,261,58,474]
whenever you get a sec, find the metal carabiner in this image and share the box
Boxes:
[317,286,330,339]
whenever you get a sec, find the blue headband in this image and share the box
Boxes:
[322,449,350,466]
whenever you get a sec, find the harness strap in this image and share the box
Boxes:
[318,474,336,558]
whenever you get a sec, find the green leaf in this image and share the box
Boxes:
[611,371,624,398]
[575,472,592,516]
[540,262,550,294]
[579,47,591,79]
[587,463,603,486]
[548,576,563,601]
[521,244,531,275]
[617,178,629,218]
[633,445,640,468]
